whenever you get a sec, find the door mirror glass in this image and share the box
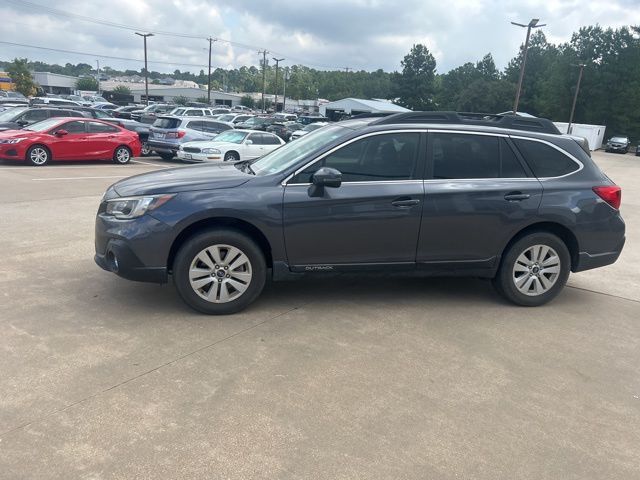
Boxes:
[54,129,68,136]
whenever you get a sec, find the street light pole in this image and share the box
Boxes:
[96,59,100,95]
[511,19,545,114]
[207,37,216,105]
[282,67,289,113]
[567,63,586,134]
[135,32,154,106]
[272,57,284,112]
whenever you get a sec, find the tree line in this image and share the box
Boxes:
[2,24,639,138]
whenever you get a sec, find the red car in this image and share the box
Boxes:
[0,117,141,166]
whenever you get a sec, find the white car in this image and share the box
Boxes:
[290,122,329,140]
[176,129,284,163]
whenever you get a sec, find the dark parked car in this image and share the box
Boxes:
[266,121,302,141]
[234,116,275,131]
[0,106,89,131]
[104,118,152,156]
[95,111,625,314]
[113,106,141,119]
[53,106,114,120]
[605,136,630,153]
[131,104,174,123]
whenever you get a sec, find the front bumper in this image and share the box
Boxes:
[606,144,628,152]
[94,209,173,284]
[176,150,222,162]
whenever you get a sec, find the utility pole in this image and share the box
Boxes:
[344,67,351,73]
[95,59,100,95]
[511,19,545,114]
[207,37,216,105]
[567,63,586,134]
[272,57,284,112]
[282,67,289,113]
[135,32,154,105]
[259,50,268,113]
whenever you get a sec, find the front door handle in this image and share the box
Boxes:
[391,197,420,208]
[504,192,531,201]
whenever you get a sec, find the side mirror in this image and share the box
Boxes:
[308,167,342,197]
[54,129,68,136]
[16,120,28,127]
[245,139,253,145]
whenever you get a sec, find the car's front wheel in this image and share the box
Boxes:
[26,145,50,166]
[173,229,267,314]
[224,151,239,162]
[493,232,570,306]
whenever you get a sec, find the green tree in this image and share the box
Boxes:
[76,76,98,91]
[112,85,131,95]
[7,58,37,96]
[240,95,255,108]
[395,44,437,110]
[172,95,189,105]
[196,95,210,104]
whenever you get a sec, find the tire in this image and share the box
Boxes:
[113,145,132,164]
[159,153,175,161]
[173,229,267,315]
[224,151,239,162]
[492,232,571,306]
[140,141,151,156]
[26,145,50,166]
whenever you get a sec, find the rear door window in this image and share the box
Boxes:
[430,133,527,179]
[512,138,580,178]
[88,121,119,133]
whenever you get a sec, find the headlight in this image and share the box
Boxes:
[105,194,175,219]
[201,148,221,154]
[0,138,26,144]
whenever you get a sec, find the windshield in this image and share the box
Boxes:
[304,123,324,132]
[211,130,248,144]
[251,125,348,176]
[24,118,65,132]
[217,114,235,122]
[610,136,627,142]
[0,106,27,121]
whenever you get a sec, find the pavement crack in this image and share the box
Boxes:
[566,284,640,304]
[0,304,306,438]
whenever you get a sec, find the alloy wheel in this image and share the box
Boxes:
[188,244,253,303]
[115,147,130,163]
[512,244,561,296]
[30,147,48,165]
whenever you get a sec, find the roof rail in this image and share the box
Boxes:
[370,111,561,135]
[349,112,394,119]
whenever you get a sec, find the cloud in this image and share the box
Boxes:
[1,0,639,74]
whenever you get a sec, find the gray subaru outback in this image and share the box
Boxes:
[95,112,625,314]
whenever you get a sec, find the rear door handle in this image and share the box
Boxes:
[504,192,531,201]
[391,197,420,208]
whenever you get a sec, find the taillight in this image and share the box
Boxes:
[593,186,621,209]
[165,130,186,139]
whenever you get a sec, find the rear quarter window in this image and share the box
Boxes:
[512,138,580,178]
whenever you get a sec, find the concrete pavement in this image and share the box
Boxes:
[0,152,638,479]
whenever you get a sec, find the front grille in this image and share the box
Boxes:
[183,147,201,153]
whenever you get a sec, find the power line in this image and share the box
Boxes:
[0,40,211,68]
[1,0,345,70]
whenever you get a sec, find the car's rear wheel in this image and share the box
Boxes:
[173,229,267,315]
[159,152,175,161]
[113,146,132,164]
[140,141,151,156]
[493,232,570,306]
[224,151,239,162]
[26,145,50,166]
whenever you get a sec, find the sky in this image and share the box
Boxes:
[1,0,639,75]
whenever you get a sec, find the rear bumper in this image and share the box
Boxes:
[148,140,179,154]
[573,237,626,272]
